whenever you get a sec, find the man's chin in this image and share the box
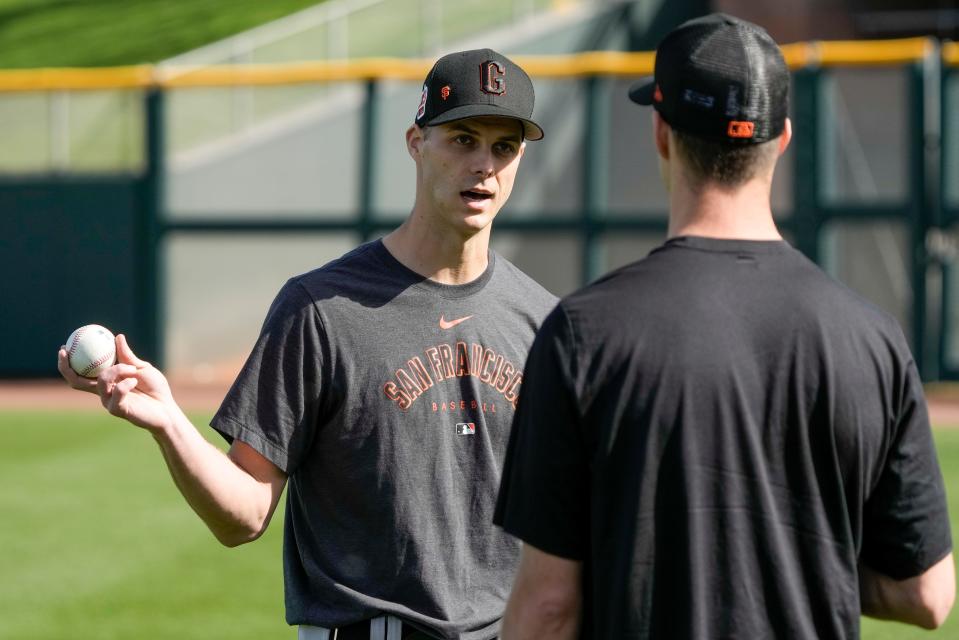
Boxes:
[454,210,498,236]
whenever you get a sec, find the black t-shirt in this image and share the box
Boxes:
[494,236,952,639]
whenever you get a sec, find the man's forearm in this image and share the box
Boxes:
[500,544,583,640]
[152,410,277,547]
[57,336,283,546]
[501,595,580,640]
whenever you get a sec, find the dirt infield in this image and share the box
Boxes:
[924,382,959,426]
[5,378,959,426]
[0,378,230,413]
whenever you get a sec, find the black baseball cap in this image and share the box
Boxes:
[414,48,544,141]
[629,13,788,144]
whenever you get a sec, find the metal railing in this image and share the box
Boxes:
[159,0,586,68]
[3,39,958,380]
[0,0,601,173]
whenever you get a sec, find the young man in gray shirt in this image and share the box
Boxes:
[59,49,557,640]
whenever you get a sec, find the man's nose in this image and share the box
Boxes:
[471,147,495,177]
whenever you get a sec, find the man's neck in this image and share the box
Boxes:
[667,177,781,241]
[382,214,491,285]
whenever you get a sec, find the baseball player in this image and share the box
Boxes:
[494,14,955,639]
[59,48,556,640]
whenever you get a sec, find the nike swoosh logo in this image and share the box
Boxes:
[439,315,473,330]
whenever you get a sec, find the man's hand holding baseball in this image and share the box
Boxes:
[59,330,286,546]
[59,334,182,435]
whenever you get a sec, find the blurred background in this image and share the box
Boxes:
[3,2,959,640]
[4,0,959,387]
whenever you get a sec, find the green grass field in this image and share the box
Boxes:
[0,0,559,172]
[0,0,558,69]
[1,410,957,639]
[0,410,284,640]
[0,0,326,68]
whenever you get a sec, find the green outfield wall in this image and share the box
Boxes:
[3,29,959,382]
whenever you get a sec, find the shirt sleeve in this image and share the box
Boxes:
[210,278,327,475]
[494,304,589,560]
[860,355,953,579]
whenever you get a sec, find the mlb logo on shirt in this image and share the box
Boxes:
[455,422,476,435]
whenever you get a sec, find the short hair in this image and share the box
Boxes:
[672,129,780,189]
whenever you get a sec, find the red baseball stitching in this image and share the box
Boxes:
[79,349,114,377]
[68,326,87,357]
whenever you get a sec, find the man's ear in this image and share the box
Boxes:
[778,118,792,156]
[652,111,670,160]
[407,124,425,159]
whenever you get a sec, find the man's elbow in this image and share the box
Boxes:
[898,553,957,629]
[502,605,578,639]
[914,577,955,629]
[210,517,269,548]
[536,595,580,633]
[530,584,580,626]
[215,530,259,548]
[504,583,580,639]
[502,544,583,640]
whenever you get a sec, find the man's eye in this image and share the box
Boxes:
[495,143,517,156]
[455,135,473,145]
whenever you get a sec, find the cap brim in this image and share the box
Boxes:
[423,103,544,141]
[628,78,655,105]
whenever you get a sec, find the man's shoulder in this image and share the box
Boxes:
[288,239,404,299]
[557,240,905,344]
[490,251,559,311]
[557,254,653,312]
[805,265,906,339]
[293,240,383,286]
[750,243,904,335]
[264,240,413,318]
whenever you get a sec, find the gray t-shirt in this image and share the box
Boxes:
[211,239,557,640]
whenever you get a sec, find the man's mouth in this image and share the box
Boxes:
[461,190,493,202]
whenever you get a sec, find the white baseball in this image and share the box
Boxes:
[65,324,117,378]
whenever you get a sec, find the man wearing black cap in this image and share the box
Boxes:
[58,49,554,640]
[495,13,954,639]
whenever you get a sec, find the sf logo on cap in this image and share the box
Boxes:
[416,85,428,120]
[480,61,505,95]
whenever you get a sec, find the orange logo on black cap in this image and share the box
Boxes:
[653,84,663,103]
[416,85,428,120]
[441,85,451,100]
[480,61,506,95]
[727,121,755,139]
